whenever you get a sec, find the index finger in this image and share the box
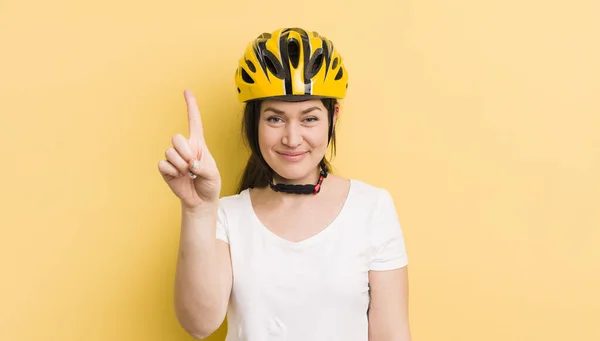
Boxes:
[184,89,204,142]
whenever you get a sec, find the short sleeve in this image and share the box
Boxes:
[369,189,408,271]
[216,202,229,244]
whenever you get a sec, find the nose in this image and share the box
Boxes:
[281,122,302,148]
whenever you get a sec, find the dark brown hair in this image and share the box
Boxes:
[236,98,338,193]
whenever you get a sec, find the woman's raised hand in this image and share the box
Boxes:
[158,90,222,210]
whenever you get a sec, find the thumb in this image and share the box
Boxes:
[187,158,200,179]
[187,145,206,179]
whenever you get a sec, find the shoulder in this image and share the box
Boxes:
[216,189,250,216]
[214,190,253,237]
[337,178,399,225]
[348,179,395,206]
[218,190,247,205]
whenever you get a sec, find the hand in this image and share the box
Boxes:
[158,90,222,210]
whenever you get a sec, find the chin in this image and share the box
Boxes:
[267,159,314,181]
[272,164,309,180]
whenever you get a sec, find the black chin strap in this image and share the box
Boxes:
[269,163,329,195]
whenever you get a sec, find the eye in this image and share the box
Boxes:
[267,116,283,123]
[304,117,319,123]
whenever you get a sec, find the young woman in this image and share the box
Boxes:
[158,27,411,341]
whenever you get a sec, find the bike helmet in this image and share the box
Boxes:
[234,27,348,102]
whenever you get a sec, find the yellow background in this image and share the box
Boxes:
[1,0,598,340]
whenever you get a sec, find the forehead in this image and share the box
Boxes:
[260,99,325,114]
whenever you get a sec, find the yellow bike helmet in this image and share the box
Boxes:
[234,27,348,102]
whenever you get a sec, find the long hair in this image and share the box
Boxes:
[236,98,338,193]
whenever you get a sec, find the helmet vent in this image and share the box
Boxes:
[262,50,285,79]
[241,68,255,84]
[334,66,344,80]
[245,59,256,73]
[287,39,300,68]
[305,48,324,79]
[332,57,339,70]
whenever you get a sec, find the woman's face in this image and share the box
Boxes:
[258,99,337,184]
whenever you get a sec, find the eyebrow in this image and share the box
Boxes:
[263,106,323,115]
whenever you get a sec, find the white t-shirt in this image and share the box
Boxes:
[215,179,408,341]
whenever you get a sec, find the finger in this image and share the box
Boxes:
[165,147,189,175]
[184,89,204,143]
[187,158,200,179]
[158,160,181,178]
[172,134,194,161]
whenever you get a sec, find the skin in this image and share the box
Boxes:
[258,99,334,185]
[159,90,229,339]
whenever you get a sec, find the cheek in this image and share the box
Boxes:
[307,126,330,147]
[257,125,277,151]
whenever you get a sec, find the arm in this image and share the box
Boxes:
[368,266,411,341]
[174,204,233,339]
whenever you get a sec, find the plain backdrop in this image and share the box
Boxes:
[1,0,599,340]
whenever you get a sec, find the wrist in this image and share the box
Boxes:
[181,201,219,217]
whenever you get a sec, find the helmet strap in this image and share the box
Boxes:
[268,161,329,195]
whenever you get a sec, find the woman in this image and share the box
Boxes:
[158,28,411,341]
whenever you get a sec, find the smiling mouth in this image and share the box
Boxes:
[276,151,308,161]
[278,152,307,156]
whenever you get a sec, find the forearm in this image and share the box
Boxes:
[174,204,226,338]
